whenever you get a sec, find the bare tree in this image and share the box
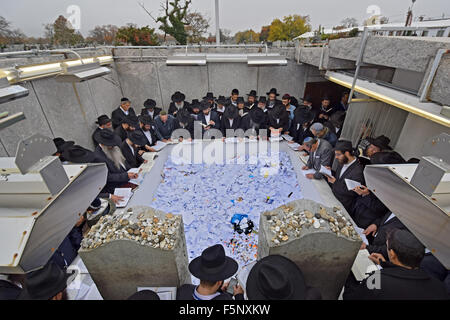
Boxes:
[341,17,359,28]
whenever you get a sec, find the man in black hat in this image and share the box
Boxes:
[115,115,139,142]
[246,255,322,300]
[359,135,394,168]
[316,96,335,123]
[176,244,244,300]
[168,91,190,116]
[297,95,314,115]
[325,140,365,213]
[213,96,228,120]
[221,105,241,136]
[138,115,160,152]
[268,104,290,136]
[53,138,75,162]
[93,115,113,147]
[246,90,258,111]
[18,261,76,300]
[266,88,281,110]
[289,109,314,145]
[111,97,136,129]
[227,89,240,107]
[344,229,449,300]
[154,111,177,142]
[128,290,161,300]
[240,104,268,137]
[189,99,202,121]
[257,96,268,113]
[121,131,148,168]
[140,99,161,121]
[93,129,137,194]
[175,108,195,140]
[203,92,217,109]
[236,97,249,117]
[198,99,221,132]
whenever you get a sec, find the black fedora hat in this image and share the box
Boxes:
[224,105,239,119]
[246,255,307,300]
[171,91,186,103]
[123,115,139,128]
[95,115,112,126]
[247,90,257,97]
[18,262,77,300]
[127,290,160,300]
[216,96,228,105]
[371,151,406,164]
[266,88,279,96]
[53,138,74,154]
[294,109,314,125]
[143,99,156,109]
[189,244,238,282]
[191,99,201,109]
[301,95,313,103]
[231,88,239,95]
[236,97,245,105]
[94,129,122,147]
[250,107,266,124]
[139,115,153,126]
[200,99,212,111]
[203,92,216,100]
[367,135,392,150]
[258,96,267,104]
[128,130,148,146]
[177,108,193,124]
[62,145,96,163]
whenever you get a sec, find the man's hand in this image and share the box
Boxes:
[326,175,336,184]
[233,284,244,296]
[353,185,370,196]
[75,215,86,228]
[128,172,139,179]
[138,150,145,156]
[306,173,315,179]
[302,165,309,170]
[143,160,148,164]
[162,139,168,143]
[363,224,377,236]
[360,242,367,250]
[369,253,386,265]
[110,194,124,204]
[209,120,215,126]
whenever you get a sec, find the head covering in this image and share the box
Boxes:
[177,108,192,125]
[371,151,406,165]
[139,115,153,126]
[301,95,312,103]
[282,94,291,100]
[334,140,353,154]
[247,90,257,98]
[200,99,212,111]
[236,97,245,105]
[18,262,76,300]
[127,290,160,300]
[231,89,239,96]
[121,97,130,103]
[96,115,112,126]
[89,198,101,210]
[310,122,324,132]
[143,99,156,109]
[224,105,239,120]
[62,145,96,163]
[294,109,314,125]
[159,110,168,116]
[123,115,139,128]
[250,107,266,124]
[266,88,279,96]
[303,137,317,146]
[367,135,392,150]
[128,130,147,146]
[53,138,75,154]
[190,99,201,110]
[246,255,307,300]
[322,96,330,101]
[258,96,267,104]
[216,96,228,106]
[189,244,238,282]
[203,92,216,100]
[94,129,122,147]
[171,91,185,103]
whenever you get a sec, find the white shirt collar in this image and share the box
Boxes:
[120,106,129,115]
[193,287,221,300]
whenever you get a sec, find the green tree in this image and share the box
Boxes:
[268,15,311,41]
[116,24,159,46]
[156,0,191,45]
[51,15,84,46]
[234,29,260,43]
[259,25,270,42]
[185,11,210,43]
[88,25,119,45]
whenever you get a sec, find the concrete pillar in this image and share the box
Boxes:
[79,206,191,300]
[258,199,361,300]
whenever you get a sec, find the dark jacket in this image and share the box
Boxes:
[114,125,129,142]
[240,110,268,136]
[120,140,144,169]
[176,284,244,300]
[331,160,365,214]
[0,280,22,300]
[266,99,282,109]
[343,264,449,300]
[50,225,83,270]
[198,110,221,131]
[290,122,313,145]
[267,109,290,133]
[139,127,159,148]
[168,101,190,116]
[111,107,136,129]
[366,213,407,259]
[154,115,177,140]
[351,192,390,229]
[320,127,338,147]
[140,107,161,120]
[93,146,130,194]
[92,127,102,147]
[221,116,242,136]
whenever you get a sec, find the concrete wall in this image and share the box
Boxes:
[395,113,450,160]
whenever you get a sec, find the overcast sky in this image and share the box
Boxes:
[1,0,450,37]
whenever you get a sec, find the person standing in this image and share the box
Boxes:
[140,99,161,121]
[168,91,190,116]
[111,97,136,129]
[266,88,281,110]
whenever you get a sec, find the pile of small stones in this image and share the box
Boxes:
[263,204,360,245]
[81,208,180,251]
